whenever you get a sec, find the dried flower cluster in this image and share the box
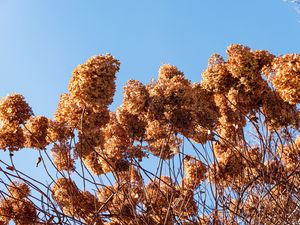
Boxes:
[264,54,300,104]
[0,94,33,151]
[0,45,299,224]
[0,182,36,225]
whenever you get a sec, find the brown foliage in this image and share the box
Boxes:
[0,45,299,224]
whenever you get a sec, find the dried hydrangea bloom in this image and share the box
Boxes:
[226,44,259,79]
[262,159,286,184]
[116,106,146,141]
[97,186,115,210]
[172,189,197,219]
[258,186,300,224]
[253,49,275,69]
[202,54,237,94]
[79,191,102,224]
[50,142,75,172]
[82,151,104,175]
[191,83,219,130]
[147,71,193,124]
[158,75,193,108]
[114,168,144,209]
[278,136,300,172]
[226,86,259,114]
[74,133,101,158]
[204,46,272,115]
[96,140,130,173]
[268,54,300,104]
[242,147,262,167]
[101,113,131,161]
[145,120,181,159]
[54,93,80,128]
[53,178,102,223]
[214,173,233,187]
[146,88,165,121]
[55,93,110,132]
[23,116,49,149]
[158,64,184,80]
[98,155,130,173]
[79,119,106,151]
[80,107,110,133]
[109,186,140,221]
[262,90,299,130]
[219,150,244,176]
[156,176,176,197]
[46,120,72,143]
[214,94,246,143]
[0,122,25,151]
[142,179,177,224]
[0,198,13,225]
[212,142,231,159]
[52,178,81,216]
[163,109,194,138]
[11,200,37,225]
[233,76,270,114]
[8,181,30,199]
[103,195,130,217]
[83,129,105,152]
[181,155,207,190]
[185,125,213,144]
[123,80,149,115]
[117,166,143,190]
[68,54,120,107]
[242,194,262,220]
[145,207,174,225]
[146,137,180,159]
[208,151,245,187]
[0,93,33,124]
[152,76,194,133]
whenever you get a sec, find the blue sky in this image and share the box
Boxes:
[0,0,300,210]
[1,0,299,117]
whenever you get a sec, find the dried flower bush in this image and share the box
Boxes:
[0,45,299,224]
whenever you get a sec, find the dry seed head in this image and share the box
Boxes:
[182,155,207,190]
[68,54,120,107]
[0,122,25,151]
[123,79,149,115]
[51,142,75,172]
[158,64,184,80]
[271,54,300,104]
[11,200,37,224]
[0,93,33,125]
[8,181,30,199]
[23,116,49,149]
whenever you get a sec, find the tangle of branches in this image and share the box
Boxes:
[0,44,299,225]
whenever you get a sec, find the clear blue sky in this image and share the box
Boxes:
[1,0,300,117]
[0,0,299,196]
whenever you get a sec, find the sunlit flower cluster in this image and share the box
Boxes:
[68,54,120,108]
[0,93,33,125]
[264,54,300,104]
[51,142,75,172]
[23,116,49,149]
[0,182,36,225]
[52,178,102,224]
[181,155,207,190]
[0,45,299,224]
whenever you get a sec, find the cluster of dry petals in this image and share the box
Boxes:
[0,182,37,225]
[0,44,299,224]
